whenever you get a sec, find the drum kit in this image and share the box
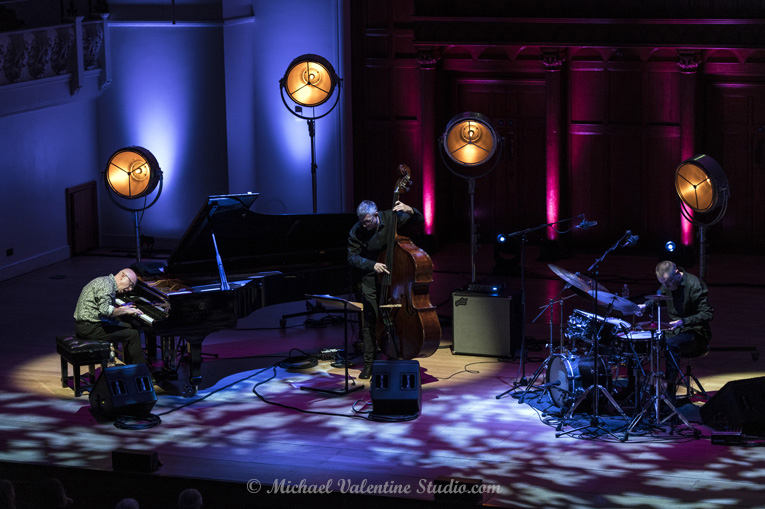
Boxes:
[520,263,696,438]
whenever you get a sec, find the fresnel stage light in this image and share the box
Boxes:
[674,154,729,279]
[440,112,502,283]
[279,54,341,213]
[103,146,163,262]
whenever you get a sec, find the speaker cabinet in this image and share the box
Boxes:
[370,360,421,420]
[700,376,765,433]
[451,290,522,358]
[89,364,157,419]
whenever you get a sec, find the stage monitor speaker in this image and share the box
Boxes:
[700,376,765,433]
[370,360,421,420]
[451,289,522,358]
[89,364,157,419]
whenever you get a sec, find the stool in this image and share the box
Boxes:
[56,335,111,397]
[679,346,709,402]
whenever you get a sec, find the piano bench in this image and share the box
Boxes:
[56,335,111,397]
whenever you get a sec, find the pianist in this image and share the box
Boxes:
[73,268,145,366]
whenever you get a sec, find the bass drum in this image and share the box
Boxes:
[546,354,613,410]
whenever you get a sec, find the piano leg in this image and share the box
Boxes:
[185,335,206,396]
[145,334,158,363]
[161,336,178,371]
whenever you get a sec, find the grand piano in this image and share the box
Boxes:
[121,193,356,394]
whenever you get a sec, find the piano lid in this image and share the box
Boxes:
[166,193,260,271]
[165,193,356,276]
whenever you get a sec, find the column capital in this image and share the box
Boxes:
[416,50,440,69]
[677,51,700,73]
[541,50,565,72]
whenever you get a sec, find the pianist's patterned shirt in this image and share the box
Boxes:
[73,274,118,323]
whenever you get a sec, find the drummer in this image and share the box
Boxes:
[637,260,714,404]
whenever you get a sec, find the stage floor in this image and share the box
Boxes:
[0,244,764,508]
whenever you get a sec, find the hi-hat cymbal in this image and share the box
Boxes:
[548,264,609,294]
[645,294,672,301]
[587,290,640,315]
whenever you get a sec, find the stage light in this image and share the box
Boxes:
[440,112,503,283]
[443,112,499,172]
[674,154,729,280]
[105,147,162,200]
[103,146,163,262]
[497,234,507,244]
[281,54,339,108]
[675,154,729,217]
[665,241,676,252]
[279,54,342,214]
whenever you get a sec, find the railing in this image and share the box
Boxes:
[0,14,110,114]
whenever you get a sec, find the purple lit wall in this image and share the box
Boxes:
[231,0,346,216]
[97,21,229,245]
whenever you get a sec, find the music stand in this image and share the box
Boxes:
[299,294,365,396]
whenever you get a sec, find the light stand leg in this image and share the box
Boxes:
[308,118,318,214]
[468,177,477,284]
[132,210,141,263]
[699,225,707,281]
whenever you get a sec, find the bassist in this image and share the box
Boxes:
[347,199,424,378]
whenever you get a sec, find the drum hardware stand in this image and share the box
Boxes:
[495,216,583,392]
[618,334,648,410]
[556,232,634,438]
[498,292,572,402]
[621,331,698,440]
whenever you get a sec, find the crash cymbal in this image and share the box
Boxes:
[645,294,672,301]
[637,321,670,331]
[548,264,609,294]
[587,290,640,315]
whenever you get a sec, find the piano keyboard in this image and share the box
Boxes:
[115,298,156,324]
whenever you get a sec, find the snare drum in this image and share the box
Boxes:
[616,330,653,355]
[546,353,613,410]
[565,309,631,345]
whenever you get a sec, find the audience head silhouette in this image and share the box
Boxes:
[178,488,203,509]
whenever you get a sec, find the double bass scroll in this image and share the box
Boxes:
[376,164,441,360]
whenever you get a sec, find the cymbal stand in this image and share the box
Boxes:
[497,290,572,402]
[495,215,583,391]
[622,311,697,440]
[556,232,632,438]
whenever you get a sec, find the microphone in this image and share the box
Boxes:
[575,219,598,230]
[622,233,640,247]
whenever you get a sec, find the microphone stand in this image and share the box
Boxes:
[495,215,583,396]
[556,231,632,439]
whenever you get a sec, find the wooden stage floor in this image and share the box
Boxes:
[0,243,764,508]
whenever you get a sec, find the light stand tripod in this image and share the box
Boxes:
[300,294,365,396]
[556,232,634,438]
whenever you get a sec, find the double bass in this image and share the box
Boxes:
[376,165,441,360]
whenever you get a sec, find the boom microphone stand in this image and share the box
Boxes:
[556,231,634,438]
[495,215,587,397]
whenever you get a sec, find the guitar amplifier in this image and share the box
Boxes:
[451,289,522,358]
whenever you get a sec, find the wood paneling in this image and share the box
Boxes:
[351,1,765,252]
[707,83,765,251]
